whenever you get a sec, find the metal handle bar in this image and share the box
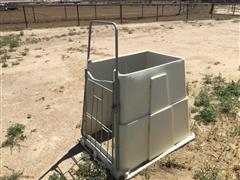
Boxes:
[87,20,119,80]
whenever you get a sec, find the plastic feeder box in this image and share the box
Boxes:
[81,20,195,179]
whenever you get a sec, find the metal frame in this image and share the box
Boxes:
[81,20,120,175]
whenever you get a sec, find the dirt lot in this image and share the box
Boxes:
[0,19,239,179]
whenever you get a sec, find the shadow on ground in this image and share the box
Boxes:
[39,142,116,180]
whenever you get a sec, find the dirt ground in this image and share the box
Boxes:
[0,19,239,179]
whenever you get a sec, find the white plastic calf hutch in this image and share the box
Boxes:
[80,20,195,179]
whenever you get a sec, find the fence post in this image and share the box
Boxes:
[120,4,123,24]
[156,4,159,21]
[233,3,236,16]
[178,0,182,15]
[186,3,189,21]
[64,5,67,20]
[141,4,144,18]
[162,4,164,16]
[210,3,214,19]
[76,4,80,26]
[94,5,97,19]
[22,5,28,28]
[31,6,36,23]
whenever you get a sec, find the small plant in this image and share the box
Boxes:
[2,63,8,68]
[215,79,240,118]
[122,27,134,34]
[0,49,10,64]
[219,95,239,118]
[139,167,152,179]
[20,48,29,56]
[68,29,77,36]
[202,74,213,85]
[162,157,186,169]
[75,123,81,129]
[0,34,21,49]
[191,106,199,113]
[194,163,221,180]
[207,127,218,141]
[194,106,217,123]
[19,31,24,36]
[212,74,226,96]
[165,157,177,168]
[75,152,107,179]
[186,82,191,95]
[2,170,23,180]
[230,124,240,137]
[2,123,26,149]
[26,37,41,44]
[233,165,240,180]
[213,61,220,65]
[48,172,64,180]
[194,89,210,107]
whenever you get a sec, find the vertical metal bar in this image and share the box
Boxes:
[23,5,28,28]
[233,3,236,16]
[141,4,144,18]
[87,22,92,61]
[100,87,104,152]
[32,6,36,23]
[210,3,214,19]
[94,97,99,148]
[76,4,80,26]
[178,0,182,15]
[156,4,159,21]
[162,4,164,16]
[83,77,88,137]
[94,5,97,19]
[186,3,189,21]
[120,4,123,24]
[90,83,95,141]
[64,5,67,20]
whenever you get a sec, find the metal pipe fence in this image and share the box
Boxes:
[0,3,239,31]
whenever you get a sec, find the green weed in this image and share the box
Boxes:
[19,31,24,36]
[0,49,10,64]
[1,123,26,149]
[203,74,213,85]
[191,106,199,113]
[139,167,152,179]
[230,124,240,137]
[194,106,217,123]
[186,82,191,95]
[48,172,64,180]
[122,27,134,34]
[194,163,221,180]
[1,170,23,180]
[194,89,210,107]
[0,34,21,49]
[26,37,41,44]
[20,48,29,56]
[75,152,107,179]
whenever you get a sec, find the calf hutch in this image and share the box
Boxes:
[80,20,195,179]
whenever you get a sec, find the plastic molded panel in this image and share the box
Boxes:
[172,97,189,144]
[119,116,148,171]
[149,106,174,160]
[150,74,169,113]
[119,60,186,125]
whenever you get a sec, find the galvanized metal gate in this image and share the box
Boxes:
[81,20,120,168]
